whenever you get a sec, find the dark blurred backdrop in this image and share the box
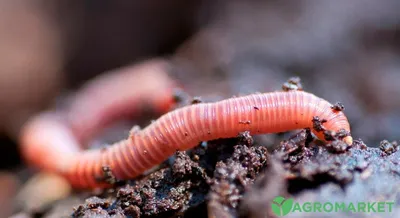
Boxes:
[1,1,400,216]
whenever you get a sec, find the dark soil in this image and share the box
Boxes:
[32,129,399,218]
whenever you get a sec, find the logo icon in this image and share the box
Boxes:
[271,196,294,216]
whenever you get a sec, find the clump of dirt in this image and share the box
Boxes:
[240,138,400,217]
[379,140,399,155]
[282,77,303,91]
[331,102,345,112]
[72,149,209,218]
[64,133,268,218]
[207,132,269,218]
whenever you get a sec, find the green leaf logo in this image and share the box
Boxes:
[271,196,294,216]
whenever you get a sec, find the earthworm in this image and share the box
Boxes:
[65,59,177,144]
[20,59,177,183]
[21,89,352,189]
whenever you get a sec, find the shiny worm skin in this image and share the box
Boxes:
[20,59,177,185]
[65,59,177,145]
[21,89,352,189]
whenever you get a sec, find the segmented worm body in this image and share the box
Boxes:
[66,59,177,144]
[21,87,352,189]
[20,59,177,186]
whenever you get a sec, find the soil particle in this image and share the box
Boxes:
[331,102,345,111]
[336,129,351,140]
[237,131,254,147]
[86,196,111,209]
[171,88,207,108]
[282,77,303,91]
[72,197,111,217]
[379,140,399,155]
[322,128,352,153]
[312,116,327,132]
[324,140,350,153]
[190,97,202,104]
[276,129,314,165]
[352,139,368,150]
[96,166,120,186]
[323,130,336,141]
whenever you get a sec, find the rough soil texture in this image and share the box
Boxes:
[25,129,397,218]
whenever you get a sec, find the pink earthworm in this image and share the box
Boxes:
[20,84,352,189]
[20,59,177,186]
[65,59,178,144]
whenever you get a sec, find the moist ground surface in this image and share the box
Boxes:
[31,130,400,218]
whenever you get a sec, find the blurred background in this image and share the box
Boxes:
[1,0,400,217]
